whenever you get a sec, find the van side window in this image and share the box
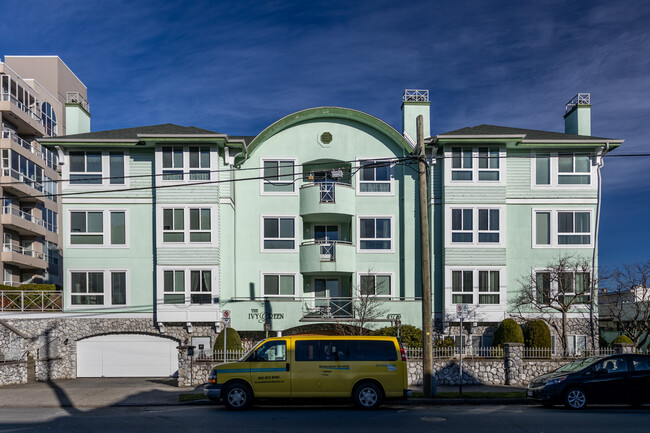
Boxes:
[294,340,397,362]
[349,341,397,361]
[320,341,349,362]
[295,341,319,361]
[252,341,286,362]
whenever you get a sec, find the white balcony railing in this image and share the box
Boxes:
[2,243,47,261]
[2,206,45,228]
[2,168,44,192]
[1,92,41,122]
[66,91,90,112]
[2,129,58,169]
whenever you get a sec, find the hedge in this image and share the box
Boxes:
[612,335,634,345]
[214,327,243,351]
[493,318,524,346]
[523,320,552,348]
[374,325,423,347]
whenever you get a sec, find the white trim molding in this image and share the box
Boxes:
[356,215,395,253]
[355,157,395,196]
[260,215,299,253]
[259,157,299,196]
[66,268,130,310]
[156,204,219,248]
[444,145,506,186]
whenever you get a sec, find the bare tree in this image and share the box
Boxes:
[510,256,595,353]
[334,274,389,336]
[600,260,650,348]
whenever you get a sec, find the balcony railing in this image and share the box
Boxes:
[302,297,354,319]
[1,92,41,122]
[3,243,47,261]
[66,91,90,112]
[0,290,62,312]
[2,130,58,169]
[2,167,44,192]
[2,205,45,228]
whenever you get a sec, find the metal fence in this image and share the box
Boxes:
[197,349,248,362]
[406,346,634,360]
[0,290,63,312]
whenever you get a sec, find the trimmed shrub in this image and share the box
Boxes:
[523,320,552,348]
[612,335,634,345]
[374,325,423,347]
[214,328,243,351]
[434,336,456,348]
[493,318,524,346]
[18,284,57,291]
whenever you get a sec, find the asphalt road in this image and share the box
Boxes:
[1,404,649,433]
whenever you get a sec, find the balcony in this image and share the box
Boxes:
[0,289,63,312]
[1,243,48,270]
[299,182,355,219]
[1,130,58,170]
[1,167,46,200]
[299,241,356,274]
[1,206,47,236]
[301,297,353,320]
[0,92,46,136]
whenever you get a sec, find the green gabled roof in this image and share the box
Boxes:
[437,124,620,142]
[40,123,224,143]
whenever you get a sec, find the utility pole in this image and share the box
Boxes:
[416,115,433,397]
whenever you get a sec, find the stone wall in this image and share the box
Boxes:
[0,317,220,386]
[0,361,27,386]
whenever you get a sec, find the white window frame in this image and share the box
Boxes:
[63,150,130,188]
[444,146,506,185]
[357,272,394,298]
[531,208,594,248]
[156,205,218,247]
[261,272,298,298]
[566,334,588,356]
[260,215,298,253]
[530,151,596,190]
[445,206,505,248]
[259,157,298,196]
[156,266,219,306]
[533,268,592,305]
[444,266,507,311]
[66,208,129,249]
[154,145,218,184]
[67,268,129,309]
[356,215,394,253]
[356,157,394,196]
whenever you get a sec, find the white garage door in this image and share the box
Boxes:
[77,334,179,377]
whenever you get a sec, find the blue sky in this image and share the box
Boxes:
[1,0,648,268]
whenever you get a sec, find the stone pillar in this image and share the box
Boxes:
[504,343,524,386]
[614,343,635,354]
[177,345,192,387]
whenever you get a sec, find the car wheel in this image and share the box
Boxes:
[564,388,587,410]
[353,382,382,410]
[223,382,253,411]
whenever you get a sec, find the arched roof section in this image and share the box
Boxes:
[244,107,413,158]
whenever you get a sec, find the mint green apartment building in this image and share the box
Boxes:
[28,90,622,378]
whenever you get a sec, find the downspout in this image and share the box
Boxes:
[591,142,609,349]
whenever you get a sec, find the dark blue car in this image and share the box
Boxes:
[527,354,650,409]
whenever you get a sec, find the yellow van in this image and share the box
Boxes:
[203,335,410,410]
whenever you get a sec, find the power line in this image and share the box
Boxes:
[1,151,647,188]
[0,158,417,201]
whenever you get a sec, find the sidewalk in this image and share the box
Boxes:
[0,378,199,408]
[0,378,529,408]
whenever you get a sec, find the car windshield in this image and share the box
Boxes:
[555,356,601,373]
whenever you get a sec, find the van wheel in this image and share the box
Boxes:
[564,388,587,410]
[223,382,253,411]
[353,382,382,410]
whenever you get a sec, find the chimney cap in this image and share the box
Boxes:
[565,93,591,114]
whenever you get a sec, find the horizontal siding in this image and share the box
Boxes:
[156,248,219,266]
[154,184,220,204]
[444,248,506,266]
[444,186,506,204]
